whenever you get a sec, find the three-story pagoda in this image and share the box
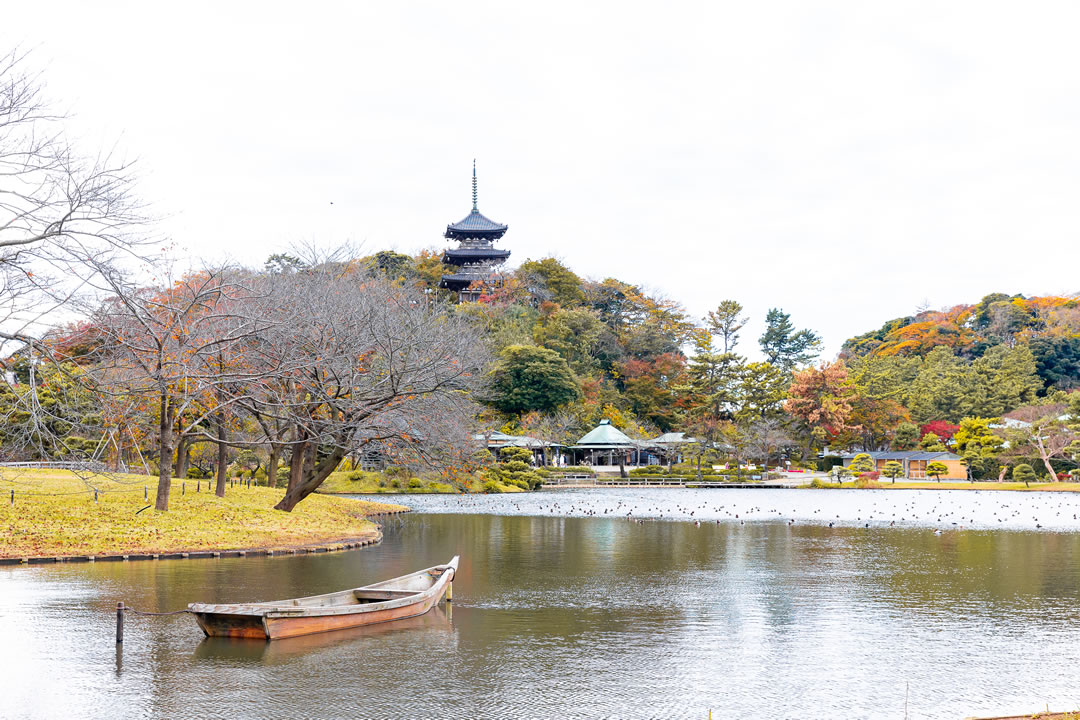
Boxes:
[440,161,510,301]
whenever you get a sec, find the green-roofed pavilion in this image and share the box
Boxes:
[574,419,636,448]
[571,419,656,471]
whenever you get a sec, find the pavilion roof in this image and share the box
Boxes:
[840,451,962,461]
[476,432,561,448]
[649,432,696,445]
[574,420,638,448]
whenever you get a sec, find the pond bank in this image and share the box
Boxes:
[0,469,408,560]
[815,480,1080,492]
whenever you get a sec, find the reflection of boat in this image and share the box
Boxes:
[194,605,452,662]
[188,556,458,640]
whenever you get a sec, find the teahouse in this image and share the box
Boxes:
[840,451,966,479]
[570,420,644,469]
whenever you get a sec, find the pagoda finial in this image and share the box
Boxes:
[472,159,478,211]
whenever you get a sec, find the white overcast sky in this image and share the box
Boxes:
[5,1,1080,358]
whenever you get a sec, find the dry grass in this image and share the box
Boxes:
[0,469,406,558]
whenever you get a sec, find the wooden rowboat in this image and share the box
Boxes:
[188,556,458,640]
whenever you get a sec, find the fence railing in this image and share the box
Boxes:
[0,461,119,473]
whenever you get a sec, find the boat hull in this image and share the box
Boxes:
[189,557,457,641]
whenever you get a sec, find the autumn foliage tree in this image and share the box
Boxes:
[785,361,859,453]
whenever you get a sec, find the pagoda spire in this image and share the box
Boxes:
[472,159,478,211]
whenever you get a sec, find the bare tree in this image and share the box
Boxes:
[0,49,144,357]
[744,417,795,474]
[85,264,267,510]
[249,266,490,511]
[0,48,147,480]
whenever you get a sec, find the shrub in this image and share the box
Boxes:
[427,482,455,493]
[186,467,204,479]
[1012,463,1036,487]
[384,466,410,479]
[347,471,364,482]
[408,477,423,489]
[810,478,825,489]
[389,478,402,489]
[630,467,666,476]
[850,454,875,474]
[277,466,290,482]
[553,466,593,474]
[854,473,880,489]
[377,478,387,488]
[254,468,267,481]
[482,479,503,493]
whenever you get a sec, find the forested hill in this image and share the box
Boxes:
[841,293,1080,394]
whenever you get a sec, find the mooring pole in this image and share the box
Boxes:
[446,581,452,604]
[116,602,125,644]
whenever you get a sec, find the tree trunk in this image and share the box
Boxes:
[275,447,348,512]
[1035,436,1058,480]
[215,416,228,497]
[174,434,191,481]
[998,465,1008,482]
[154,392,175,511]
[267,443,281,489]
[287,441,309,494]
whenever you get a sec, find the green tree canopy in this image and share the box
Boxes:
[892,422,919,450]
[706,300,747,353]
[759,308,821,372]
[517,258,585,307]
[488,345,581,414]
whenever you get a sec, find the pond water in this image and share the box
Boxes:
[4,488,1080,719]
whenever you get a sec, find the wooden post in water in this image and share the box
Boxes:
[116,602,124,644]
[446,581,452,603]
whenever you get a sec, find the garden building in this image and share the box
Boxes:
[477,432,562,465]
[840,451,965,479]
[646,432,696,466]
[570,420,647,469]
[440,160,510,301]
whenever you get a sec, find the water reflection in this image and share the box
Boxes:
[3,493,1080,719]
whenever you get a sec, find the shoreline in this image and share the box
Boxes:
[0,508,412,565]
[0,527,395,565]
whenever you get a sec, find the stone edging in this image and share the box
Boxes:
[0,509,409,566]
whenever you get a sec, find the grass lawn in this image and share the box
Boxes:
[0,469,407,559]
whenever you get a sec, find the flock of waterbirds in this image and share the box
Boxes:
[401,488,1080,533]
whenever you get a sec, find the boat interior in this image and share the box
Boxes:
[251,568,443,609]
